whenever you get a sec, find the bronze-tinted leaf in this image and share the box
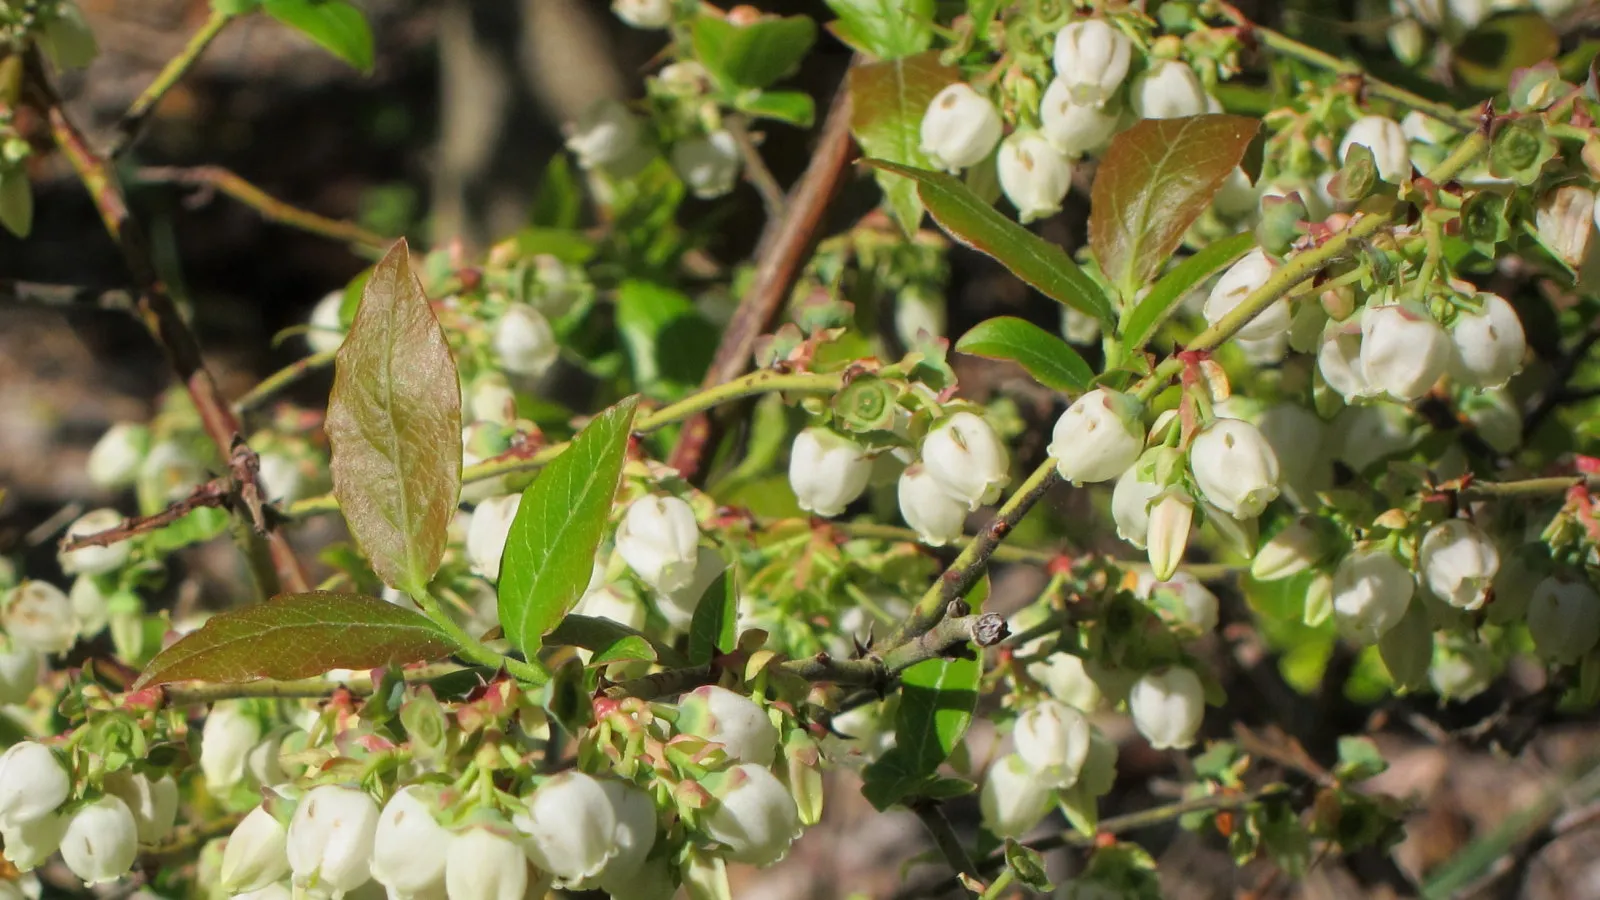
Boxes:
[134,592,456,688]
[326,239,462,597]
[848,52,958,235]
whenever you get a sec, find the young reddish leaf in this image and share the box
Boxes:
[955,316,1093,394]
[133,592,456,689]
[326,239,462,598]
[868,159,1115,325]
[497,397,639,657]
[1089,114,1259,300]
[848,52,958,235]
[1119,230,1257,358]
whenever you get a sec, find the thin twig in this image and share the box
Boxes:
[233,348,339,417]
[59,480,232,551]
[136,166,391,252]
[725,115,787,219]
[668,64,860,479]
[911,800,982,893]
[109,9,236,158]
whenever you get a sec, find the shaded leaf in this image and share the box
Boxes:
[546,614,658,667]
[692,14,816,90]
[848,52,957,235]
[688,569,737,665]
[1120,231,1257,356]
[616,281,718,400]
[134,592,456,688]
[1089,115,1259,300]
[262,0,374,72]
[824,0,934,59]
[326,240,462,597]
[955,316,1093,394]
[498,398,639,656]
[869,159,1114,325]
[860,656,980,810]
[1453,13,1559,92]
[735,90,816,128]
[530,156,583,230]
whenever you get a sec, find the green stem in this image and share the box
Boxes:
[413,593,548,685]
[234,348,338,417]
[978,870,1014,900]
[1462,474,1600,500]
[110,10,236,157]
[911,801,983,893]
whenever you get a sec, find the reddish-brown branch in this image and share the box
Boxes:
[25,55,309,595]
[667,65,860,479]
[59,480,232,551]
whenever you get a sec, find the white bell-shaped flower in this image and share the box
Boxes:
[1251,519,1326,581]
[788,428,872,518]
[57,509,129,576]
[1111,463,1162,549]
[1130,61,1208,119]
[997,130,1074,223]
[894,285,946,346]
[221,805,290,894]
[1128,667,1205,750]
[493,306,559,379]
[0,741,70,825]
[86,422,150,489]
[517,771,618,885]
[1039,77,1121,157]
[305,291,347,354]
[1013,700,1092,788]
[1048,389,1146,485]
[1340,115,1412,183]
[466,494,522,582]
[1135,572,1219,635]
[1527,576,1600,665]
[0,581,77,655]
[1202,250,1289,341]
[201,701,261,791]
[595,780,658,890]
[1535,184,1596,268]
[286,785,381,898]
[671,130,741,200]
[1051,19,1132,107]
[920,412,1010,510]
[613,0,673,30]
[103,770,178,844]
[979,754,1054,838]
[1188,418,1280,519]
[1026,652,1103,712]
[615,495,701,593]
[1448,293,1526,389]
[0,810,68,871]
[701,763,802,867]
[1360,303,1451,401]
[1419,520,1499,610]
[679,685,778,766]
[1332,546,1415,644]
[1429,635,1497,702]
[444,826,528,900]
[565,100,644,170]
[897,465,968,547]
[919,83,1002,172]
[60,795,138,885]
[1317,316,1373,400]
[371,786,451,899]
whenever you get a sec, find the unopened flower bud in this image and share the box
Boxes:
[1361,303,1451,401]
[517,771,618,884]
[371,786,450,898]
[2,581,78,655]
[201,702,261,791]
[1535,185,1596,268]
[616,495,701,593]
[287,785,381,898]
[1049,389,1146,485]
[1332,546,1415,644]
[1340,115,1411,183]
[613,0,673,29]
[60,795,137,885]
[1014,700,1091,788]
[1419,520,1499,610]
[1145,490,1194,581]
[1130,61,1208,120]
[222,806,290,893]
[58,509,130,576]
[1111,462,1162,549]
[306,291,347,354]
[1051,19,1132,107]
[466,494,522,582]
[979,754,1053,838]
[445,825,528,900]
[672,131,741,200]
[1128,666,1205,750]
[998,130,1073,223]
[1203,250,1290,341]
[1449,292,1526,389]
[920,83,1002,172]
[103,771,178,844]
[1188,418,1280,519]
[897,465,968,547]
[921,412,1010,510]
[87,423,150,489]
[788,428,872,518]
[1317,315,1373,400]
[1251,518,1327,581]
[1527,576,1600,664]
[701,763,802,867]
[1039,78,1120,157]
[493,306,559,379]
[566,100,645,170]
[0,741,70,825]
[679,685,778,766]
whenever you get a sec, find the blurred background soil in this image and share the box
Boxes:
[4,1,1600,897]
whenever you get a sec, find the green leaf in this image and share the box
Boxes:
[616,280,718,400]
[498,397,639,656]
[326,240,462,597]
[1119,231,1257,356]
[847,52,957,235]
[860,656,980,810]
[545,614,658,667]
[1088,114,1259,301]
[824,0,934,59]
[955,316,1093,393]
[1334,735,1388,782]
[688,568,737,665]
[133,592,456,689]
[0,169,33,239]
[734,90,816,128]
[529,156,583,230]
[507,227,596,264]
[1453,13,1559,92]
[262,0,374,72]
[691,14,816,90]
[869,159,1115,326]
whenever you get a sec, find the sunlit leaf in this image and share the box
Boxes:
[134,592,456,688]
[262,0,374,72]
[692,13,816,90]
[326,240,462,597]
[1119,231,1257,357]
[1088,115,1259,300]
[860,656,980,810]
[955,316,1093,394]
[688,569,737,665]
[848,52,957,235]
[824,0,934,59]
